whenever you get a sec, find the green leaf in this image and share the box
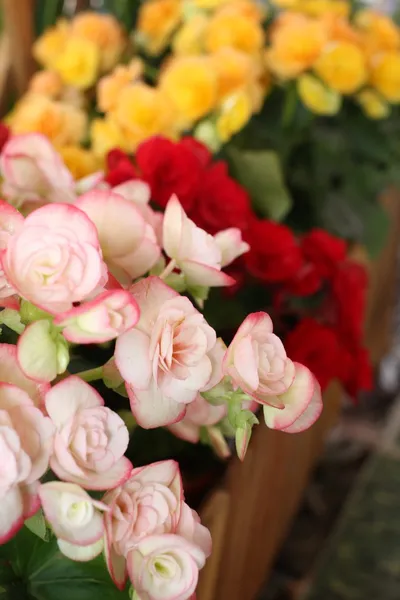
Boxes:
[0,528,129,600]
[227,147,293,221]
[24,511,48,542]
[322,193,390,258]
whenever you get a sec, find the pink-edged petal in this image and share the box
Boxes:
[214,228,250,267]
[0,296,19,310]
[25,203,100,248]
[58,538,104,562]
[115,329,152,390]
[45,376,103,428]
[181,260,235,287]
[0,487,24,544]
[21,482,41,519]
[50,455,133,491]
[263,363,316,431]
[54,289,140,344]
[202,338,226,392]
[129,276,178,334]
[104,532,128,590]
[0,199,24,250]
[281,379,322,433]
[116,236,161,280]
[17,320,58,383]
[232,336,259,391]
[0,343,49,408]
[169,421,200,444]
[113,180,151,205]
[130,459,180,488]
[127,383,186,429]
[163,195,184,259]
[76,190,145,259]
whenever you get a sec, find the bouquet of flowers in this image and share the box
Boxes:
[0,129,323,599]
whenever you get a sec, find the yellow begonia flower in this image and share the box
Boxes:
[160,56,218,123]
[204,4,264,55]
[137,0,182,55]
[216,90,252,141]
[355,9,400,54]
[314,41,367,94]
[112,83,175,149]
[33,19,70,70]
[266,13,327,79]
[90,117,127,158]
[370,52,400,104]
[172,14,208,55]
[28,70,63,99]
[357,89,390,120]
[7,93,87,146]
[272,0,349,16]
[58,146,100,179]
[54,37,100,90]
[212,47,255,100]
[190,0,231,10]
[71,12,126,72]
[97,59,144,113]
[297,73,341,115]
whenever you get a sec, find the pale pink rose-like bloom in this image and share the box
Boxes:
[2,203,106,314]
[54,289,140,344]
[113,180,163,245]
[0,382,54,543]
[0,133,75,207]
[214,228,250,268]
[115,276,220,428]
[103,460,182,590]
[45,376,132,490]
[163,196,234,288]
[263,363,323,433]
[168,394,227,444]
[0,200,24,301]
[126,534,206,600]
[39,481,108,561]
[223,312,295,405]
[0,343,49,408]
[77,190,160,285]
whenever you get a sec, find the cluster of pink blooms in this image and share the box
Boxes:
[0,133,322,599]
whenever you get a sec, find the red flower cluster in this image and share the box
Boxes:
[283,230,372,399]
[106,137,372,400]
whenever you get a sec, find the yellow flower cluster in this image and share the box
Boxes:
[7,1,400,166]
[267,4,400,118]
[33,12,126,90]
[92,0,270,153]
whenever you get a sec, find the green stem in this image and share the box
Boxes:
[282,85,297,129]
[75,367,104,383]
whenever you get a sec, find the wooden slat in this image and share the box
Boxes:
[198,384,342,600]
[1,0,35,96]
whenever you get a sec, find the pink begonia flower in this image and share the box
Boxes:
[263,363,323,433]
[17,320,69,383]
[163,196,235,288]
[168,394,227,444]
[75,171,104,196]
[0,133,75,207]
[2,203,106,314]
[214,228,250,267]
[45,376,132,490]
[223,312,295,404]
[0,200,24,301]
[126,534,206,600]
[76,190,160,284]
[103,459,182,590]
[115,276,221,428]
[54,289,140,344]
[0,382,54,543]
[0,343,49,408]
[39,481,108,561]
[113,180,164,245]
